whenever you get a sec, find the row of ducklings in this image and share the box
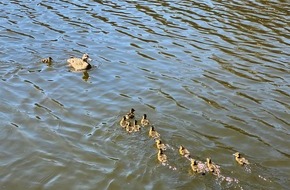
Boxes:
[41,53,92,71]
[120,108,249,175]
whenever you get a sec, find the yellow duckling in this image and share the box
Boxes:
[206,158,217,173]
[191,159,199,173]
[233,152,249,165]
[133,120,141,132]
[149,126,160,139]
[179,145,191,158]
[67,53,92,71]
[155,139,166,150]
[125,108,135,120]
[41,57,53,64]
[125,122,133,133]
[141,114,150,126]
[119,116,129,128]
[157,149,167,163]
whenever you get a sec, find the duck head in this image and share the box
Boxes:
[82,53,92,62]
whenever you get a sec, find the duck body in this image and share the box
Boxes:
[141,114,150,126]
[179,145,191,158]
[157,149,167,163]
[233,152,249,165]
[120,116,129,128]
[41,57,53,63]
[125,122,133,133]
[125,108,135,120]
[206,158,220,175]
[155,139,166,150]
[191,159,199,173]
[133,120,141,132]
[149,126,160,139]
[67,53,92,71]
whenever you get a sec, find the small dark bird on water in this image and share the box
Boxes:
[41,57,53,64]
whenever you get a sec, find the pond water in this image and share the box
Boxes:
[0,0,289,189]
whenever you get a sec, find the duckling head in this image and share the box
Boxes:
[134,120,138,125]
[180,145,184,150]
[191,159,197,165]
[155,139,161,144]
[143,114,147,119]
[48,57,53,61]
[130,108,135,113]
[206,158,212,164]
[82,53,91,62]
[151,126,155,131]
[233,152,241,158]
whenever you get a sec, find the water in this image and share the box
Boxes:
[0,0,289,189]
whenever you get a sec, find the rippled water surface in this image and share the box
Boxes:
[1,0,289,189]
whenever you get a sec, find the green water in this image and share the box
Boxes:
[0,0,289,189]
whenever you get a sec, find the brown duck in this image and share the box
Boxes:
[67,53,92,71]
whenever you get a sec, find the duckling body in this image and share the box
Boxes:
[149,126,160,139]
[157,149,167,163]
[125,108,135,120]
[191,159,199,173]
[41,57,53,63]
[206,158,218,175]
[125,122,133,133]
[67,53,92,71]
[120,116,129,128]
[179,145,191,159]
[155,139,166,150]
[141,114,150,126]
[233,152,249,165]
[133,120,141,132]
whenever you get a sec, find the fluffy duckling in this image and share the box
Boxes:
[149,126,160,139]
[119,116,129,128]
[191,159,199,173]
[41,57,53,63]
[125,108,135,120]
[125,122,133,133]
[133,120,141,132]
[233,152,249,165]
[157,149,167,163]
[179,145,191,159]
[206,158,217,173]
[141,114,150,126]
[155,139,166,151]
[67,53,92,71]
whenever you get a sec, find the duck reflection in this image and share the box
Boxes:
[82,71,90,81]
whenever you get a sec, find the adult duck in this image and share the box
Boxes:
[67,53,92,71]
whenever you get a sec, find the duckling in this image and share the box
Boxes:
[149,126,160,139]
[233,152,249,165]
[125,122,133,133]
[206,158,217,173]
[157,149,167,163]
[67,53,92,71]
[119,116,129,128]
[133,120,141,132]
[141,114,150,126]
[155,139,166,150]
[179,145,191,159]
[191,159,199,173]
[125,108,135,120]
[41,57,53,64]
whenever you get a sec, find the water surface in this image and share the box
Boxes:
[0,0,289,189]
